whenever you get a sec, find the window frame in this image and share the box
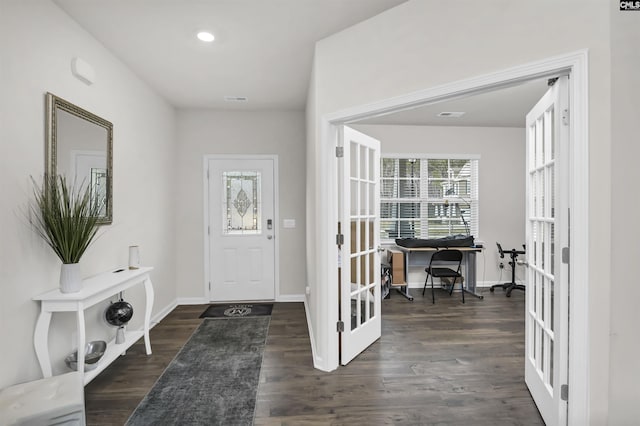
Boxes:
[380,153,480,242]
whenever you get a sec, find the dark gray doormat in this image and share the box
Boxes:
[125,316,270,426]
[199,303,273,318]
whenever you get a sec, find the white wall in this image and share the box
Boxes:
[175,110,306,300]
[0,1,177,386]
[308,0,612,422]
[609,2,640,422]
[353,124,526,286]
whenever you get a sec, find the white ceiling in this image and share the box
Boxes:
[54,0,551,127]
[54,0,407,110]
[357,78,551,127]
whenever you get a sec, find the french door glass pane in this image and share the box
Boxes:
[541,171,545,217]
[360,181,368,216]
[550,339,554,387]
[550,165,555,218]
[350,221,376,330]
[549,108,555,161]
[540,222,548,270]
[532,273,537,314]
[541,331,545,375]
[531,172,537,217]
[350,180,358,216]
[541,277,545,323]
[550,279,555,332]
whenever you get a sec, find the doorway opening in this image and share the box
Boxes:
[320,51,589,425]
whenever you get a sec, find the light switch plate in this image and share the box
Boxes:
[283,219,296,228]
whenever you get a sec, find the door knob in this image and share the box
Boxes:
[267,235,273,240]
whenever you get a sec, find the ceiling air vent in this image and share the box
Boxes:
[224,96,248,102]
[437,111,465,118]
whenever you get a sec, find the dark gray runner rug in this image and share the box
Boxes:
[126,316,270,426]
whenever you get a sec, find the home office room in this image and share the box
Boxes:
[1,1,639,425]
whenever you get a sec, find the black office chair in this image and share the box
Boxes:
[490,242,526,297]
[423,249,464,304]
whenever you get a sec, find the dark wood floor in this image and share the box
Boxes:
[85,288,544,425]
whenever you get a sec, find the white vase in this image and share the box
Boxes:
[128,245,140,270]
[60,263,82,293]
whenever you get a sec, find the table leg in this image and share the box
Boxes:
[394,285,414,301]
[143,277,154,355]
[76,309,86,374]
[33,310,52,377]
[398,250,413,301]
[464,251,484,299]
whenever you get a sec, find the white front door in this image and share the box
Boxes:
[339,126,382,365]
[207,157,276,301]
[524,76,570,425]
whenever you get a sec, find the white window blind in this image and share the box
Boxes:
[380,156,479,241]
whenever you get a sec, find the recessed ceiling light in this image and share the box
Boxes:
[197,31,215,42]
[437,111,465,118]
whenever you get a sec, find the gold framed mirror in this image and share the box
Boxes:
[45,92,113,224]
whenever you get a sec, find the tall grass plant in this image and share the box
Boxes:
[29,175,102,264]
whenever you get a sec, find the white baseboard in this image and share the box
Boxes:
[277,294,305,302]
[176,297,208,305]
[149,299,177,329]
[303,296,322,370]
[176,296,305,304]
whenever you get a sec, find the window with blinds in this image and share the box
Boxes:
[381,156,479,241]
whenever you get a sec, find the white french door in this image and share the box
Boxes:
[525,76,570,425]
[339,126,382,365]
[207,157,276,301]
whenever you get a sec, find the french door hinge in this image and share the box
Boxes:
[561,384,569,401]
[208,226,211,236]
[337,321,345,332]
[562,108,570,126]
[208,282,211,291]
[336,146,344,158]
[562,247,569,264]
[207,169,209,179]
[336,233,344,246]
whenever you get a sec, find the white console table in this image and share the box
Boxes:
[33,266,154,385]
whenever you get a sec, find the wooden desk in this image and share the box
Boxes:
[393,245,484,299]
[33,267,154,385]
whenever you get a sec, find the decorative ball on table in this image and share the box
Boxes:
[105,298,133,344]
